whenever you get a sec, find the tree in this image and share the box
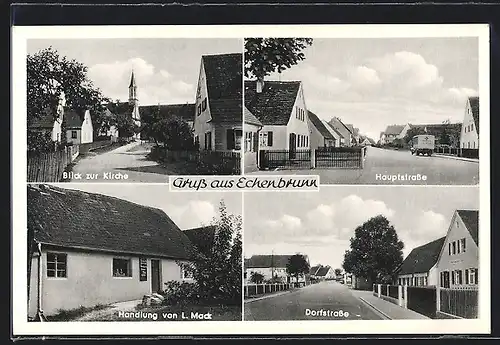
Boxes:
[27,47,111,150]
[286,254,310,283]
[342,215,404,285]
[182,201,242,305]
[334,268,343,276]
[150,116,195,150]
[439,126,452,146]
[403,126,427,145]
[250,272,265,284]
[244,38,313,82]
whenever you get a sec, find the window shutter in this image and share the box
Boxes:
[227,129,234,150]
[268,131,273,147]
[465,269,469,284]
[474,269,478,284]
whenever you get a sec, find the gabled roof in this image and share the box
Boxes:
[457,210,479,245]
[397,237,446,275]
[384,125,405,135]
[324,121,344,139]
[329,117,352,136]
[345,124,355,134]
[245,80,301,126]
[106,101,135,116]
[244,106,263,126]
[245,254,309,268]
[308,111,335,140]
[316,265,332,277]
[27,185,195,260]
[29,107,57,128]
[183,225,216,257]
[64,107,85,129]
[202,53,242,123]
[139,103,195,123]
[468,96,479,134]
[309,265,322,275]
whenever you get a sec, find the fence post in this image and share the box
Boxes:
[436,285,441,316]
[310,149,316,169]
[377,284,381,298]
[387,285,390,296]
[403,285,408,308]
[398,285,403,307]
[360,147,365,169]
[245,285,249,297]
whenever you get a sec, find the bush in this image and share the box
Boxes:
[162,281,201,306]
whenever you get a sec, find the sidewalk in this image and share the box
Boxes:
[351,290,430,320]
[433,154,479,163]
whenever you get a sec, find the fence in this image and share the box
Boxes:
[27,145,79,182]
[438,286,478,319]
[259,147,365,170]
[407,286,437,319]
[434,147,460,156]
[152,147,241,175]
[244,282,302,298]
[460,148,479,159]
[78,140,112,154]
[315,147,364,168]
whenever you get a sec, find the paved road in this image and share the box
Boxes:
[244,281,383,321]
[69,142,170,183]
[248,146,479,185]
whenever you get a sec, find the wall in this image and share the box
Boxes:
[259,125,287,150]
[436,212,479,287]
[398,124,411,139]
[329,118,351,147]
[30,248,184,316]
[66,129,81,145]
[460,100,479,149]
[308,119,325,150]
[244,122,261,171]
[214,123,242,152]
[286,84,311,149]
[81,110,94,144]
[193,60,214,150]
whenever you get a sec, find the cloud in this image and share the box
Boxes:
[160,69,171,79]
[349,66,381,87]
[164,200,216,229]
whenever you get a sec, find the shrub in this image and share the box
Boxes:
[162,281,201,306]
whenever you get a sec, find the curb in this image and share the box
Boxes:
[357,296,392,320]
[433,154,479,163]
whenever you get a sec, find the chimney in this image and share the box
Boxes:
[256,79,264,93]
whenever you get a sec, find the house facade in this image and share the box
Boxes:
[244,254,308,284]
[397,237,446,287]
[244,106,263,172]
[460,96,479,149]
[308,111,339,148]
[397,123,412,140]
[328,117,352,147]
[245,81,311,152]
[382,125,405,144]
[193,53,243,152]
[315,265,335,280]
[436,210,479,289]
[65,108,94,145]
[27,185,196,319]
[28,93,66,144]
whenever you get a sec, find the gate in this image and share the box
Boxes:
[315,147,363,168]
[260,149,311,170]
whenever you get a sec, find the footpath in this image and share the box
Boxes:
[433,154,479,163]
[350,289,430,320]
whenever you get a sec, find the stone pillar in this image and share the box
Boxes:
[403,285,408,308]
[436,285,441,314]
[377,284,381,298]
[310,149,316,169]
[398,285,403,307]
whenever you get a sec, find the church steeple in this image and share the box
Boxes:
[128,70,138,105]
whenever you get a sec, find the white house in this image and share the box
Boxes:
[244,254,309,284]
[193,53,242,152]
[436,210,479,288]
[397,123,412,140]
[244,106,263,172]
[396,237,446,287]
[27,184,198,320]
[460,96,479,150]
[315,265,335,280]
[328,117,352,147]
[28,92,66,144]
[381,124,405,144]
[65,108,94,145]
[244,80,311,152]
[308,111,341,148]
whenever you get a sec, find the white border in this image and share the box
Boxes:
[12,24,490,336]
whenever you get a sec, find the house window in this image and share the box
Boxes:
[113,258,132,277]
[202,98,207,111]
[194,135,200,149]
[461,238,466,252]
[71,130,77,139]
[181,265,194,280]
[451,271,456,285]
[260,132,268,146]
[47,252,67,278]
[245,132,252,152]
[448,243,451,255]
[455,270,463,285]
[197,104,202,116]
[205,132,212,150]
[267,131,273,147]
[234,129,242,150]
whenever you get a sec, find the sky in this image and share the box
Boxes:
[263,37,479,141]
[27,38,242,105]
[244,186,479,271]
[51,183,242,230]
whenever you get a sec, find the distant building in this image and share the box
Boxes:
[460,96,479,150]
[244,254,309,284]
[308,111,339,148]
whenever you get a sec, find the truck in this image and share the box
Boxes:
[410,134,435,156]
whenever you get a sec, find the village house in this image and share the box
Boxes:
[244,254,309,284]
[328,117,352,147]
[28,92,66,144]
[244,106,263,172]
[27,184,198,319]
[360,136,376,146]
[193,53,243,152]
[244,80,311,153]
[140,103,196,130]
[396,237,446,287]
[65,108,94,145]
[436,210,479,289]
[308,111,341,148]
[381,124,405,144]
[460,96,479,150]
[315,265,335,281]
[309,264,322,279]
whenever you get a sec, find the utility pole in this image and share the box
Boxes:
[271,250,275,280]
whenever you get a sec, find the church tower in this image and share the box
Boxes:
[128,70,138,105]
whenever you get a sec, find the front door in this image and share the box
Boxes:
[289,133,296,159]
[151,259,162,293]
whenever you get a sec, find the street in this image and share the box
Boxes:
[69,142,171,183]
[248,146,479,185]
[244,281,383,321]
